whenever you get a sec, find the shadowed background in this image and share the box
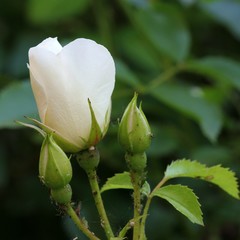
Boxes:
[0,0,240,239]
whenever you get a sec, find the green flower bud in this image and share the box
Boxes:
[51,184,72,204]
[118,93,152,154]
[76,147,100,172]
[39,134,72,189]
[125,152,147,173]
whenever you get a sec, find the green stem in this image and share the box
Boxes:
[139,178,168,240]
[141,64,185,94]
[130,170,142,240]
[76,148,114,239]
[65,203,100,240]
[86,169,115,239]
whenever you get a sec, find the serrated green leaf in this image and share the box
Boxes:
[151,83,223,142]
[186,57,240,90]
[165,159,239,199]
[101,172,132,193]
[101,172,150,197]
[206,165,239,199]
[153,184,203,225]
[165,159,207,179]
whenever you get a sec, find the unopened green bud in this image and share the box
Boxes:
[125,152,147,173]
[39,134,72,189]
[76,146,100,172]
[118,93,152,154]
[51,184,72,204]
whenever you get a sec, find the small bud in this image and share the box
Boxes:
[51,184,72,204]
[125,152,147,173]
[39,134,72,189]
[76,147,100,172]
[118,93,152,154]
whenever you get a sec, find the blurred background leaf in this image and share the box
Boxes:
[0,81,37,128]
[27,0,90,25]
[199,0,240,40]
[150,82,223,142]
[186,57,240,90]
[120,1,191,62]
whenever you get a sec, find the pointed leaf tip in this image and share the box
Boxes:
[101,172,132,193]
[153,184,203,225]
[101,172,150,197]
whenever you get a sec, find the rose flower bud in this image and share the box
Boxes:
[39,134,72,190]
[28,37,115,153]
[118,93,152,154]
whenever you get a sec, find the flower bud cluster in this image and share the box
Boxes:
[39,135,72,204]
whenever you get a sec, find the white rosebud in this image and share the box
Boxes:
[28,37,115,152]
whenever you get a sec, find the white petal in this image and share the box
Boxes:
[60,39,115,131]
[29,41,78,145]
[29,71,47,121]
[35,37,62,54]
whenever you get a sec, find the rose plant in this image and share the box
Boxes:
[20,37,239,240]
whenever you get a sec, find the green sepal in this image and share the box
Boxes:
[51,184,72,204]
[86,99,103,147]
[26,117,80,153]
[102,103,111,136]
[16,120,46,137]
